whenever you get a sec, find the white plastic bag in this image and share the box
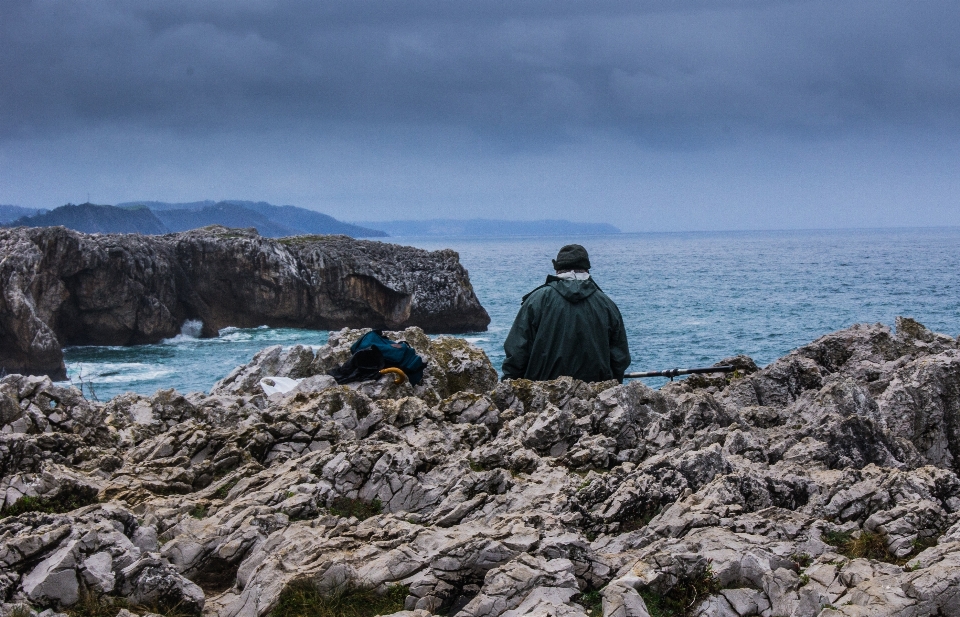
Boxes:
[259,376,303,396]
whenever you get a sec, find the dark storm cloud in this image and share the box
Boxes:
[2,0,959,144]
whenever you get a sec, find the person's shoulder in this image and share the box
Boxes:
[589,281,611,299]
[521,282,553,304]
[591,285,623,308]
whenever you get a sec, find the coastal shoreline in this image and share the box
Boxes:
[0,225,490,379]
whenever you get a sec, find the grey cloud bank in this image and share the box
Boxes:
[1,0,959,231]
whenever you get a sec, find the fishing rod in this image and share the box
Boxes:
[624,365,736,381]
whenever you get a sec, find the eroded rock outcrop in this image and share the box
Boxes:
[0,226,490,378]
[1,317,960,617]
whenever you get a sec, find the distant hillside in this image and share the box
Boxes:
[153,204,297,237]
[357,219,621,237]
[0,205,41,224]
[6,203,168,234]
[118,200,387,237]
[117,200,218,211]
[242,202,387,238]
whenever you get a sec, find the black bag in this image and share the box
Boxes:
[327,330,427,385]
[326,345,385,384]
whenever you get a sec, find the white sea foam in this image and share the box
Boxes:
[181,319,204,337]
[69,363,172,384]
[219,329,253,342]
[162,319,205,344]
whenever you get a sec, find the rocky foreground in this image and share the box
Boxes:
[2,318,960,617]
[0,225,490,378]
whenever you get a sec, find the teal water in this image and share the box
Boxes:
[65,326,329,400]
[63,227,960,400]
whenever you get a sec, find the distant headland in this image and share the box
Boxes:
[1,202,619,239]
[1,201,387,238]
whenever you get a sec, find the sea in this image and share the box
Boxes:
[62,227,960,401]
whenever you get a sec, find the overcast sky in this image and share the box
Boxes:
[2,0,958,231]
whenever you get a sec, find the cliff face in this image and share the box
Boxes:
[0,226,489,378]
[1,320,960,617]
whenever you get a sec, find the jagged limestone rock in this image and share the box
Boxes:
[0,318,959,616]
[213,326,500,404]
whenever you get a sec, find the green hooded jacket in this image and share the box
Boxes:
[502,276,631,383]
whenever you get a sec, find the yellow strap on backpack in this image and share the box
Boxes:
[379,367,408,385]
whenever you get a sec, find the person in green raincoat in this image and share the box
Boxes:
[502,244,631,383]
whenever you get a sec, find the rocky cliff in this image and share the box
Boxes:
[0,226,489,379]
[1,318,960,617]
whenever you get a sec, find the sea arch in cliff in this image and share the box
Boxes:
[0,225,490,378]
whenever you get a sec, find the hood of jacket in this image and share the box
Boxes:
[545,275,599,303]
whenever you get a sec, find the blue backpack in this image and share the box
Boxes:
[348,330,427,385]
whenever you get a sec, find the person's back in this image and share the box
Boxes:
[502,245,631,383]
